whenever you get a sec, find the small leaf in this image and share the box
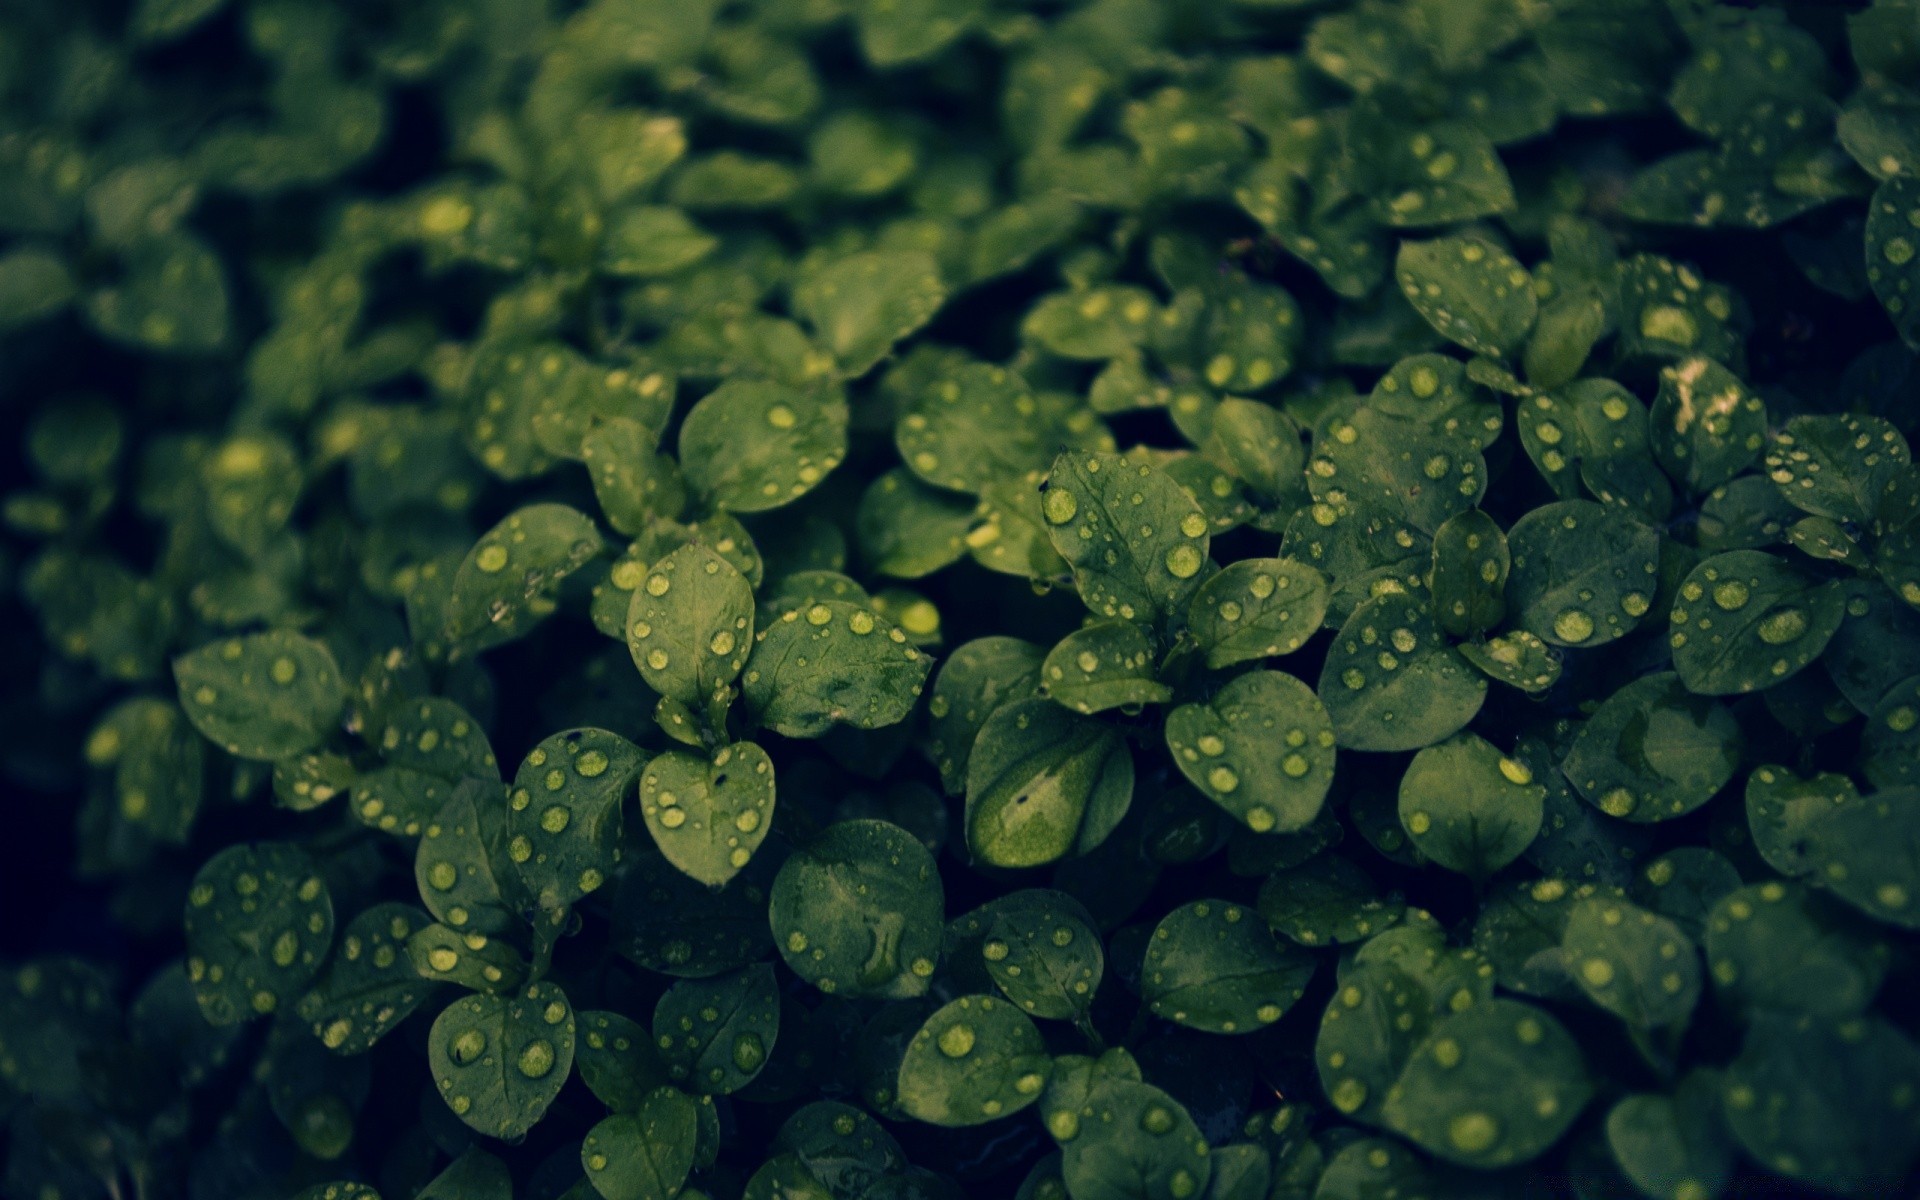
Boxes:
[297,903,432,1054]
[744,601,931,738]
[897,994,1051,1127]
[1022,285,1159,361]
[1562,897,1701,1030]
[175,631,347,760]
[640,742,775,887]
[1166,671,1335,835]
[1141,899,1315,1035]
[599,207,717,278]
[925,637,1045,795]
[443,504,604,651]
[1397,733,1544,877]
[1705,882,1888,1018]
[1362,122,1517,228]
[1039,621,1169,714]
[1562,673,1742,823]
[427,982,576,1140]
[582,1086,700,1200]
[1866,175,1920,349]
[184,842,334,1025]
[1042,451,1213,626]
[1764,414,1911,525]
[1605,1077,1735,1200]
[678,380,848,514]
[770,820,944,999]
[1429,509,1508,638]
[1185,558,1330,670]
[964,698,1133,869]
[1744,765,1860,879]
[1380,998,1591,1168]
[1394,235,1537,357]
[1458,631,1562,694]
[626,543,755,708]
[1808,787,1920,930]
[575,1011,672,1114]
[1505,500,1662,649]
[792,251,946,376]
[978,892,1104,1022]
[1318,587,1486,752]
[653,964,780,1095]
[1650,357,1769,496]
[507,728,644,911]
[1669,550,1846,695]
[407,922,526,993]
[1058,1079,1212,1200]
[856,468,974,578]
[415,782,524,937]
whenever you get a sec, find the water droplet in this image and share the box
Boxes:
[1042,488,1078,525]
[1141,1105,1176,1135]
[541,806,570,833]
[732,1033,765,1071]
[767,404,797,429]
[1049,1109,1081,1140]
[659,808,687,829]
[1553,610,1594,642]
[1498,758,1533,785]
[516,1039,555,1078]
[709,630,737,656]
[1756,606,1808,644]
[1448,1111,1500,1153]
[476,545,509,573]
[1712,580,1750,610]
[1207,766,1239,793]
[937,1023,975,1058]
[1581,958,1616,987]
[1165,544,1203,579]
[449,1028,486,1063]
[1075,650,1101,673]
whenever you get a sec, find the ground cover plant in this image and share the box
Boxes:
[2,0,1920,1197]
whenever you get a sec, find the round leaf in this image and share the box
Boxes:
[640,741,775,887]
[964,698,1133,869]
[174,631,347,760]
[1041,451,1213,626]
[770,819,944,999]
[653,963,780,1095]
[744,601,931,738]
[1669,550,1846,694]
[582,1086,701,1200]
[627,543,755,707]
[896,994,1051,1127]
[1141,899,1315,1034]
[678,380,848,513]
[1505,500,1661,649]
[184,842,334,1026]
[1397,732,1544,876]
[1562,673,1741,823]
[507,728,644,911]
[1318,587,1486,751]
[1185,558,1330,670]
[426,981,576,1139]
[1165,670,1335,835]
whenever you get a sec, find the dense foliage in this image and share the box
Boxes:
[3,1,1920,1198]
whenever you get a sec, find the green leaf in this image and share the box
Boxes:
[792,251,946,377]
[1562,673,1742,823]
[1380,998,1591,1168]
[0,246,76,328]
[1866,175,1920,349]
[1744,765,1861,879]
[418,1149,512,1200]
[895,364,1060,494]
[86,697,204,842]
[1605,1077,1735,1200]
[1505,500,1661,649]
[582,1086,701,1200]
[1258,854,1406,947]
[896,995,1051,1127]
[1398,733,1544,877]
[415,782,524,937]
[1042,451,1213,626]
[443,504,605,651]
[1809,787,1920,930]
[184,842,334,1025]
[1141,899,1315,1034]
[427,982,576,1140]
[1649,357,1768,496]
[679,380,848,514]
[1614,254,1744,364]
[857,468,974,578]
[1185,558,1329,670]
[1705,882,1888,1018]
[1165,671,1335,835]
[1362,122,1518,228]
[653,964,779,1095]
[1429,509,1508,638]
[1669,550,1847,695]
[87,232,229,354]
[1458,630,1563,694]
[1394,235,1537,357]
[507,728,644,911]
[1721,1014,1920,1193]
[770,819,944,999]
[964,698,1133,869]
[582,419,686,538]
[407,922,526,993]
[1022,285,1159,361]
[1057,1079,1212,1200]
[612,851,773,979]
[1561,897,1701,1030]
[379,698,499,782]
[1315,960,1434,1126]
[626,543,755,708]
[639,742,775,887]
[1318,587,1486,752]
[600,207,718,278]
[297,903,432,1054]
[575,1011,672,1114]
[1039,621,1169,715]
[1765,414,1911,525]
[978,892,1104,1021]
[855,0,981,68]
[926,637,1045,795]
[743,600,931,738]
[175,631,348,760]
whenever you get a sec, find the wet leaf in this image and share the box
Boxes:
[1141,899,1315,1035]
[507,728,644,911]
[297,903,432,1054]
[1318,587,1486,752]
[1041,451,1213,627]
[427,982,576,1140]
[1039,621,1169,715]
[896,995,1051,1127]
[770,819,943,999]
[1505,500,1661,650]
[1166,670,1335,835]
[965,698,1133,868]
[582,1086,700,1200]
[1398,733,1544,877]
[744,601,931,738]
[1185,558,1329,670]
[184,842,334,1025]
[640,742,775,887]
[1668,550,1846,695]
[653,964,779,1095]
[1562,673,1742,823]
[174,631,348,760]
[627,543,755,708]
[678,380,848,514]
[1394,235,1537,357]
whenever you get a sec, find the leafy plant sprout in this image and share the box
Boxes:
[1,2,1919,1200]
